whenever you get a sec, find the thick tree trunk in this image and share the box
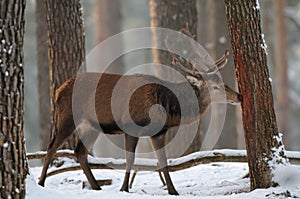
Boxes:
[0,0,28,198]
[274,0,289,147]
[46,0,86,150]
[36,0,51,151]
[225,0,288,190]
[149,0,200,156]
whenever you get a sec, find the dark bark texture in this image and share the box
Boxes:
[46,0,86,150]
[224,0,288,190]
[0,0,28,198]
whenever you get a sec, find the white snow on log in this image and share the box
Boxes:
[168,149,246,166]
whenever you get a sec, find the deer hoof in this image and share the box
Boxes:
[120,186,129,193]
[93,186,102,191]
[38,181,45,187]
[169,190,179,195]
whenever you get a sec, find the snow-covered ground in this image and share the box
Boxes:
[26,161,300,199]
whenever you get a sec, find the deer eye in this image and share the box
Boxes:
[213,86,219,90]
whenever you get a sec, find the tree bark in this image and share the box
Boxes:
[274,0,289,147]
[0,0,28,198]
[46,0,86,150]
[225,0,288,190]
[36,0,51,151]
[149,0,200,156]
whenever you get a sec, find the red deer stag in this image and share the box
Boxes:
[38,49,241,195]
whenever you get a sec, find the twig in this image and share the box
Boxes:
[129,170,137,189]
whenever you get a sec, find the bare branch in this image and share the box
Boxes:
[28,149,300,178]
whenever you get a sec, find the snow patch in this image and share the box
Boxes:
[268,133,289,166]
[218,36,226,44]
[273,164,300,188]
[8,45,13,54]
[254,0,260,10]
[3,142,9,148]
[172,14,177,20]
[261,34,268,55]
[26,162,300,199]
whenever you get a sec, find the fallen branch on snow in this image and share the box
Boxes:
[27,149,300,178]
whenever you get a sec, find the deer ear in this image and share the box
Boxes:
[186,75,202,87]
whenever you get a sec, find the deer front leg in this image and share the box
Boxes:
[151,132,179,195]
[120,134,139,192]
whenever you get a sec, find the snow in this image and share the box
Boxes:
[8,45,13,54]
[172,14,177,20]
[254,0,260,10]
[256,0,260,10]
[3,142,9,148]
[261,34,268,55]
[26,160,300,198]
[218,36,226,44]
[268,133,289,166]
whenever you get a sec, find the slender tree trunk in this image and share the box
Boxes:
[149,0,199,156]
[150,0,197,78]
[46,0,86,150]
[36,0,51,151]
[93,0,123,73]
[197,0,240,149]
[225,0,288,190]
[93,0,125,158]
[0,0,28,198]
[274,0,289,147]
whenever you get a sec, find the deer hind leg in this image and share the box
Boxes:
[38,118,75,187]
[75,138,100,190]
[74,121,101,190]
[120,134,139,192]
[151,132,179,195]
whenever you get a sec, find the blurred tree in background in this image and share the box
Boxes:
[197,0,242,149]
[149,0,201,156]
[36,0,50,151]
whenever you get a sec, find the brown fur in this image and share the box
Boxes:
[39,72,240,195]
